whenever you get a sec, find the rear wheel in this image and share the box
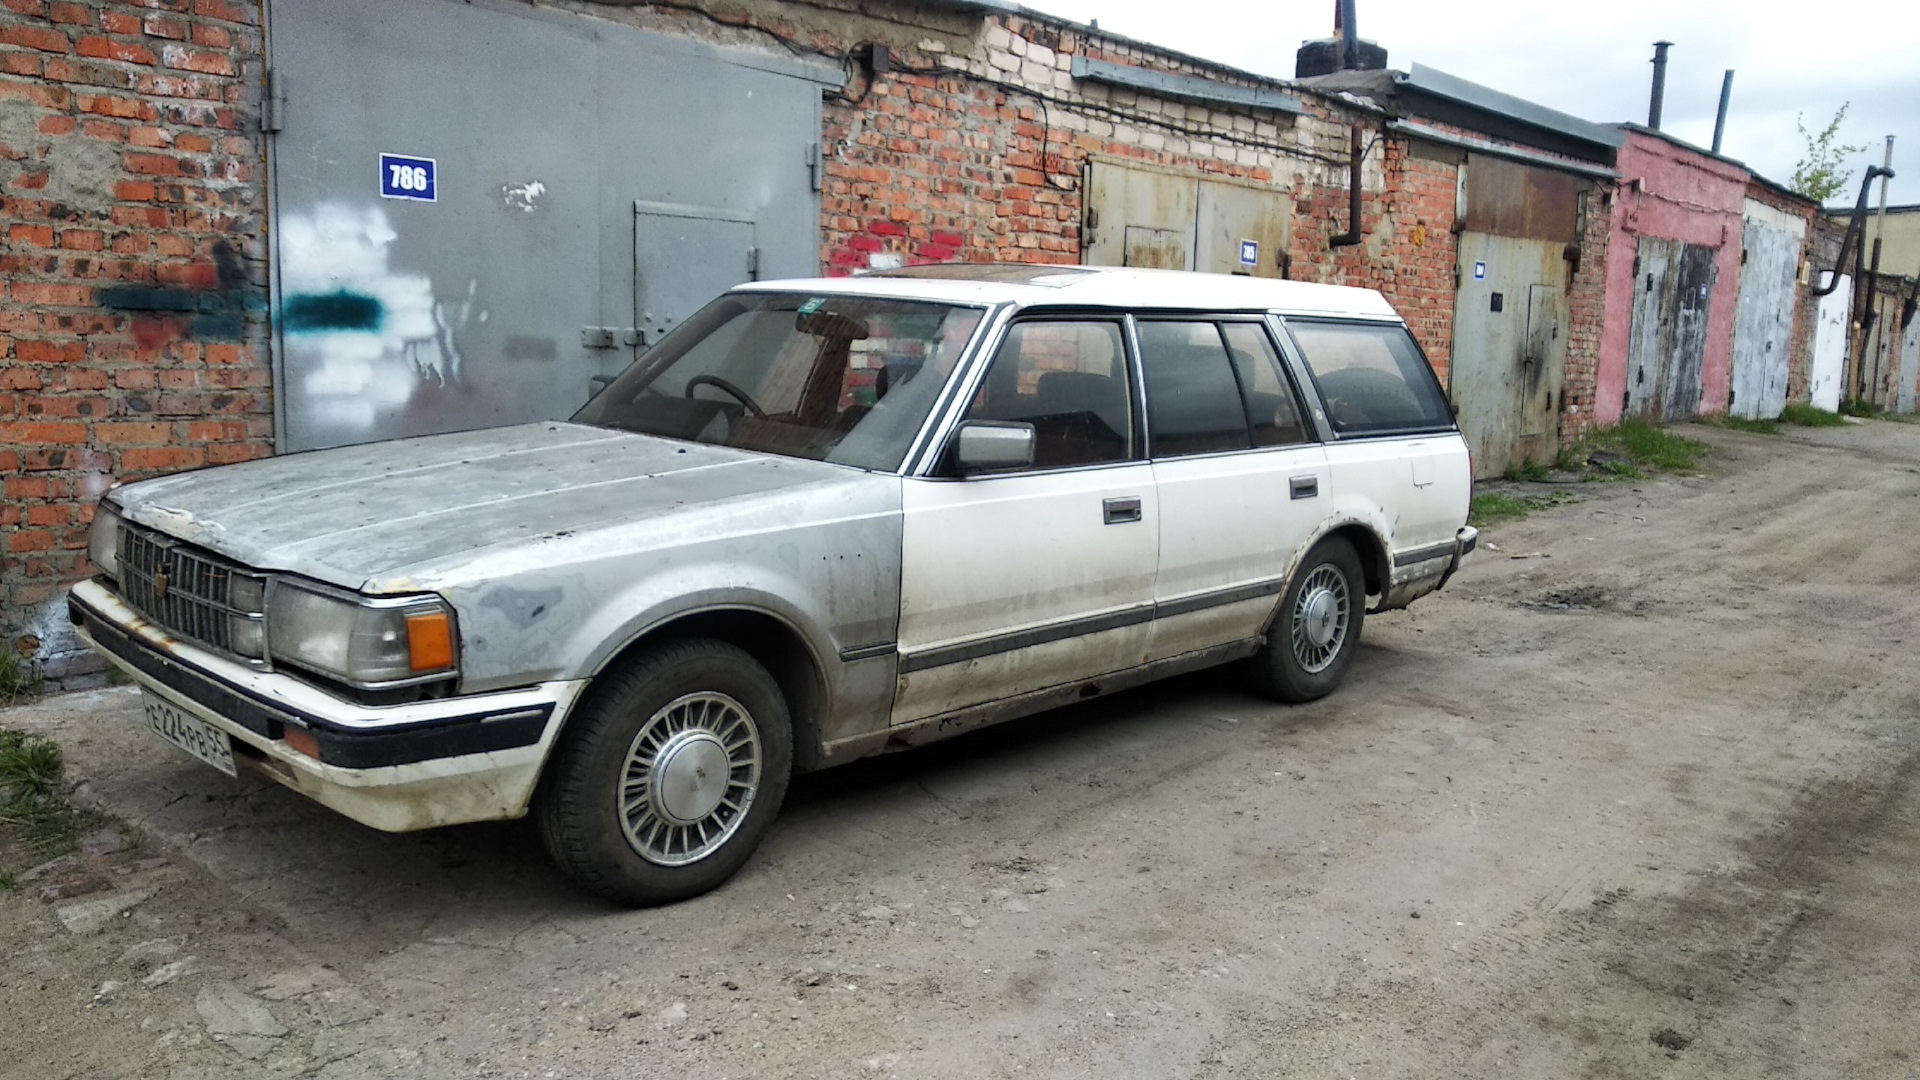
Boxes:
[536,638,792,906]
[1247,536,1365,703]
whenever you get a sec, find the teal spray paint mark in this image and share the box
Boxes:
[282,291,385,333]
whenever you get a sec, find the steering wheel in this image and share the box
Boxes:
[684,374,766,418]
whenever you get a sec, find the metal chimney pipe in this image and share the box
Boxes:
[1339,0,1359,70]
[1710,69,1734,153]
[1648,41,1673,130]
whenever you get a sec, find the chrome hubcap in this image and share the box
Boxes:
[1290,564,1350,674]
[618,692,761,867]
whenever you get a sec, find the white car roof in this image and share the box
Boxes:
[730,265,1402,320]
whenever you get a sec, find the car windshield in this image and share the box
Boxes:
[573,293,987,471]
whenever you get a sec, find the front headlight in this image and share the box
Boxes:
[266,582,458,687]
[88,502,123,580]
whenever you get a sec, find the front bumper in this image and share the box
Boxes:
[69,579,586,832]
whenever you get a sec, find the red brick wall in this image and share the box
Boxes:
[816,16,1623,402]
[1563,186,1615,439]
[0,0,268,678]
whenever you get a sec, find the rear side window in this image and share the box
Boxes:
[1135,321,1250,457]
[1287,321,1454,436]
[1220,323,1311,447]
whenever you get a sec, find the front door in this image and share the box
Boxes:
[893,319,1157,726]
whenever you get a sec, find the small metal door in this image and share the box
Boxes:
[1194,180,1289,278]
[1730,206,1803,419]
[1085,164,1196,269]
[1899,317,1919,415]
[634,202,757,346]
[1624,238,1674,419]
[1522,284,1564,437]
[1810,274,1851,412]
[1122,226,1190,270]
[1663,244,1718,420]
[1624,237,1718,422]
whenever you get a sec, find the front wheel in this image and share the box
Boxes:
[1246,536,1365,703]
[535,638,792,906]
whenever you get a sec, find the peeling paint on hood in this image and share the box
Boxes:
[109,422,870,593]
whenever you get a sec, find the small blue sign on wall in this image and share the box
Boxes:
[1473,260,1487,281]
[379,153,436,202]
[1239,239,1259,266]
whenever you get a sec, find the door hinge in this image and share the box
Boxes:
[805,142,821,192]
[746,246,761,280]
[260,69,285,133]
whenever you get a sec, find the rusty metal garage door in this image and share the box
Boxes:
[1624,237,1718,422]
[265,0,835,452]
[1729,200,1804,420]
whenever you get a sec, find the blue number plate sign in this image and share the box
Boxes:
[380,153,436,202]
[1239,239,1259,266]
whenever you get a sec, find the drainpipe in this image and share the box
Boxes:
[1648,41,1672,130]
[1854,135,1897,400]
[1710,70,1734,153]
[1331,123,1364,248]
[1329,0,1364,250]
[1813,165,1895,297]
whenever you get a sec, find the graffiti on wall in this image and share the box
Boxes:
[278,204,482,439]
[99,239,257,348]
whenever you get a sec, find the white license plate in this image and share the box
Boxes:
[140,692,237,777]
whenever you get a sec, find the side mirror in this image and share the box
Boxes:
[587,374,614,400]
[951,421,1035,474]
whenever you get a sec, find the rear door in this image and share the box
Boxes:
[1282,318,1468,567]
[1137,317,1327,660]
[892,319,1158,725]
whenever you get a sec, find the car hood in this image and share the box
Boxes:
[109,422,878,592]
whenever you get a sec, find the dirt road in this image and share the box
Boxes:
[5,419,1919,1080]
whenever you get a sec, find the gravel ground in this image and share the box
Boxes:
[4,418,1919,1080]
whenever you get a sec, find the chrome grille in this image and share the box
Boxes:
[118,524,246,653]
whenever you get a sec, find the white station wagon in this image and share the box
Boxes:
[71,265,1474,905]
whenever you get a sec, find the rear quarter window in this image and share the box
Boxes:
[1286,320,1454,437]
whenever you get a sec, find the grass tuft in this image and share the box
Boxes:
[0,728,101,879]
[0,649,43,705]
[1781,402,1849,427]
[1554,419,1706,479]
[1704,414,1779,435]
[1840,398,1881,419]
[1610,419,1706,471]
[1470,490,1578,527]
[1502,460,1553,482]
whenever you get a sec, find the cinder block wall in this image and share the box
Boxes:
[0,0,270,678]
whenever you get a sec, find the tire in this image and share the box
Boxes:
[535,638,793,907]
[1246,536,1366,703]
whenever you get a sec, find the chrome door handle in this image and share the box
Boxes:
[1103,496,1143,524]
[1290,476,1319,499]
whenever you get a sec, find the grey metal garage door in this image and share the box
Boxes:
[266,0,835,452]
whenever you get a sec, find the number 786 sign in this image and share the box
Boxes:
[379,153,437,202]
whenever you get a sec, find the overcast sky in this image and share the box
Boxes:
[1020,0,1919,206]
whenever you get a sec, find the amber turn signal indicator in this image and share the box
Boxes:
[406,611,455,672]
[284,725,321,760]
